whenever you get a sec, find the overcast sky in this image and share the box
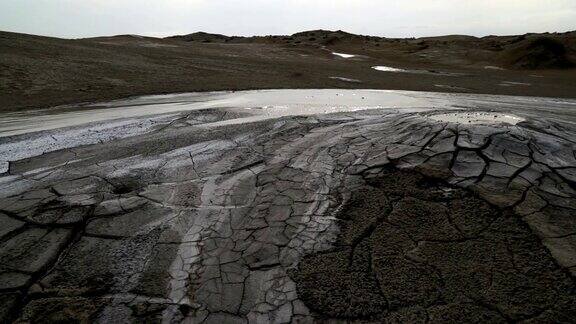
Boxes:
[1,0,575,39]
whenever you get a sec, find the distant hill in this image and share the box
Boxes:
[2,29,576,113]
[166,32,241,43]
[502,35,575,69]
[164,30,576,69]
[165,29,377,46]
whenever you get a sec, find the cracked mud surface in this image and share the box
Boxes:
[291,167,575,322]
[1,90,576,323]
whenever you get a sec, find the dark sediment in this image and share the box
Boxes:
[290,166,576,322]
[505,37,574,69]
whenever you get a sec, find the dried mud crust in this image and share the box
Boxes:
[1,108,576,323]
[290,167,576,323]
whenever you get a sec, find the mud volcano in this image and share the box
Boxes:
[0,90,575,323]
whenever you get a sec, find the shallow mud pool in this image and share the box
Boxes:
[428,112,525,125]
[0,90,436,137]
[1,89,576,323]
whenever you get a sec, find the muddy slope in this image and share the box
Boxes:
[1,92,575,322]
[2,29,576,113]
[503,37,575,69]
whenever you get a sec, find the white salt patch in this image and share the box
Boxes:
[332,52,356,58]
[330,76,362,83]
[484,66,505,70]
[428,112,524,125]
[373,66,464,76]
[372,66,407,72]
[499,81,531,87]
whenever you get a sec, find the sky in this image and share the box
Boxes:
[1,0,575,39]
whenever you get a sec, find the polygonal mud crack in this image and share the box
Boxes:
[290,167,576,322]
[2,108,576,323]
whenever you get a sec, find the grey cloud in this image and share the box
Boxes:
[0,0,574,38]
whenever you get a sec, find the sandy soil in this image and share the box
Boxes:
[1,30,575,113]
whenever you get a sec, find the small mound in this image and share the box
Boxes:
[504,37,574,69]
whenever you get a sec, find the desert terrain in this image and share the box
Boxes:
[1,30,576,323]
[1,29,576,112]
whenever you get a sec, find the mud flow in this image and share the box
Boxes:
[1,89,576,323]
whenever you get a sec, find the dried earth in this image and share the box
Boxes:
[2,30,576,113]
[0,90,575,323]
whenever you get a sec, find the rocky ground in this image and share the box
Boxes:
[0,90,575,323]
